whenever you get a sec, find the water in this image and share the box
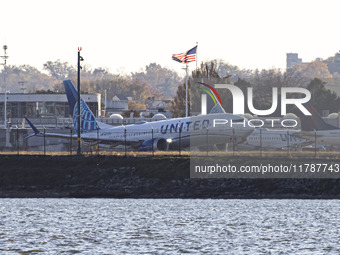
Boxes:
[0,199,339,254]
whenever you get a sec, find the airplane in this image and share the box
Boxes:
[243,128,308,150]
[295,104,340,146]
[25,80,254,151]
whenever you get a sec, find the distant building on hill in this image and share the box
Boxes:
[286,53,323,69]
[286,53,302,68]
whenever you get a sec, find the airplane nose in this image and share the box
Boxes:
[241,121,254,138]
[243,118,254,133]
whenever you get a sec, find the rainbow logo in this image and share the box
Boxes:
[197,82,223,106]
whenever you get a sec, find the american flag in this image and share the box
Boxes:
[172,46,197,63]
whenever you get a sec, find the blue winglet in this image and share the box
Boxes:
[24,117,40,139]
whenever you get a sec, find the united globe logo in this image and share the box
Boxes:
[73,100,97,133]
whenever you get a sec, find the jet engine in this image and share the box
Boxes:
[139,138,169,151]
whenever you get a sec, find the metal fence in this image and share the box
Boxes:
[1,126,340,159]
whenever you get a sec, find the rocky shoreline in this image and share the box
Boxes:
[1,155,340,199]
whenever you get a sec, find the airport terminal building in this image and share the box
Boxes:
[0,93,101,120]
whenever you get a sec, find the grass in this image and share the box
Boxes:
[1,150,340,159]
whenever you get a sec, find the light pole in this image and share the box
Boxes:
[185,63,188,117]
[124,121,127,157]
[151,126,154,157]
[104,89,107,117]
[314,130,317,158]
[182,63,189,117]
[1,45,8,128]
[260,128,262,157]
[77,47,84,155]
[287,130,290,158]
[206,125,208,157]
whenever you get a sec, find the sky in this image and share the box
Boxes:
[1,0,340,75]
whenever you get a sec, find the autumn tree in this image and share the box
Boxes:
[43,59,76,80]
[128,101,146,111]
[307,78,340,114]
[213,59,253,82]
[170,82,187,118]
[132,63,183,98]
[122,109,141,118]
[324,52,340,76]
[244,66,333,115]
[171,60,233,117]
[289,61,333,84]
[0,65,57,92]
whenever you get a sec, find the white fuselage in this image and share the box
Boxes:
[300,130,340,146]
[244,128,306,149]
[81,113,254,148]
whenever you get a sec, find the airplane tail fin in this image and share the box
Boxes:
[197,82,226,114]
[297,103,338,131]
[63,80,99,133]
[24,116,41,139]
[209,103,226,114]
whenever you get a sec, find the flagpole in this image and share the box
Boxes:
[172,45,197,118]
[196,42,198,75]
[185,62,188,117]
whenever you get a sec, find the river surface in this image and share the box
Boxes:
[0,199,339,254]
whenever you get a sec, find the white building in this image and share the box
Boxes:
[104,94,129,116]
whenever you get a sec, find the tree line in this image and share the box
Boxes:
[171,56,340,117]
[0,60,183,111]
[1,52,340,117]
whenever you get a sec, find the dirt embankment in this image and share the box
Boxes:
[1,155,340,198]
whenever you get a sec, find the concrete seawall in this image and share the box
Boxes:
[1,155,340,198]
